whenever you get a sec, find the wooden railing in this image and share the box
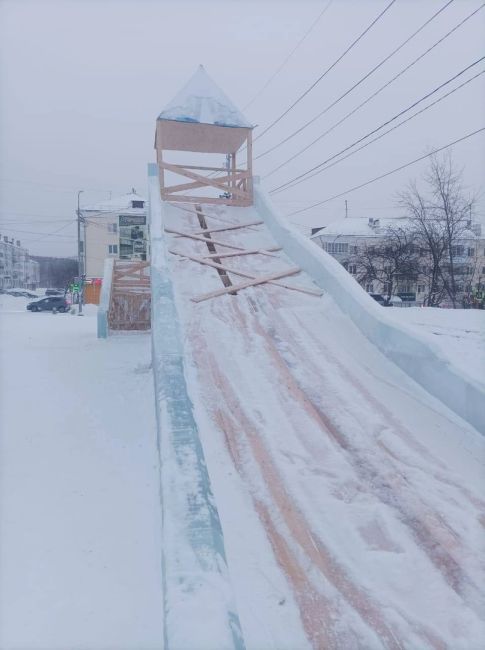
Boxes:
[159,161,253,207]
[108,260,151,331]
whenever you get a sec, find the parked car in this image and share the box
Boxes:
[27,296,69,312]
[45,288,63,296]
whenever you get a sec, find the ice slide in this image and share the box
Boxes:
[148,165,485,649]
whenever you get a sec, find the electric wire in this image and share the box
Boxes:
[257,0,460,161]
[264,0,484,180]
[285,126,485,217]
[264,4,485,176]
[242,0,334,111]
[29,220,78,243]
[252,0,398,144]
[270,55,485,193]
[1,221,77,241]
[0,218,74,225]
[270,69,484,192]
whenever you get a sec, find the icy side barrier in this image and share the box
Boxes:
[148,164,245,650]
[254,183,485,435]
[97,257,114,338]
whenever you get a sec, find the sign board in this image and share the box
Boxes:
[119,215,146,227]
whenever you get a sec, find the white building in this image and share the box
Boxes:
[311,216,485,304]
[0,236,40,290]
[82,190,149,278]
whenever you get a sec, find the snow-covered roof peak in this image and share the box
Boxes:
[158,65,252,128]
[83,191,146,212]
[309,217,411,238]
[310,216,481,239]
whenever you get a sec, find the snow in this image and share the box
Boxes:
[83,191,146,213]
[385,306,485,387]
[158,65,252,128]
[0,295,163,649]
[309,217,480,241]
[97,257,114,338]
[155,187,485,648]
[2,172,484,649]
[255,184,485,435]
[309,216,410,238]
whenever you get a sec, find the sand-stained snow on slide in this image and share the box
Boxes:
[160,199,485,649]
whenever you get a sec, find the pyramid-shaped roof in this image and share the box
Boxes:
[158,65,252,129]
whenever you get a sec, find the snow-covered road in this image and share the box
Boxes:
[163,202,485,649]
[0,299,163,650]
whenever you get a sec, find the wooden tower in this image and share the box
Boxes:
[155,65,254,207]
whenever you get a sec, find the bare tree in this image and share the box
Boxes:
[354,225,420,304]
[399,152,475,307]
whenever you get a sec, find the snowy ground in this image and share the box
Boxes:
[385,306,485,386]
[0,295,163,650]
[162,202,485,649]
[1,258,484,649]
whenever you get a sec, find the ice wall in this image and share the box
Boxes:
[148,163,245,650]
[97,257,114,339]
[255,183,485,436]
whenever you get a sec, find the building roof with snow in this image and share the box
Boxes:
[83,190,147,213]
[310,216,481,240]
[310,217,410,239]
[157,65,252,128]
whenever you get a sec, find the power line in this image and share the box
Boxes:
[252,0,398,144]
[284,126,485,217]
[0,220,78,244]
[257,0,459,161]
[2,224,76,244]
[0,219,73,225]
[0,208,72,218]
[243,0,334,111]
[263,2,485,181]
[270,56,485,193]
[83,219,110,229]
[275,70,484,192]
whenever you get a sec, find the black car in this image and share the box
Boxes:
[45,288,63,296]
[27,296,69,312]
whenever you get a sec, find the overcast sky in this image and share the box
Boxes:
[1,0,484,256]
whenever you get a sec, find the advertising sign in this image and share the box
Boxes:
[119,215,146,227]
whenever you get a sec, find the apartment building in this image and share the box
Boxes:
[0,236,40,290]
[311,216,485,304]
[82,190,149,278]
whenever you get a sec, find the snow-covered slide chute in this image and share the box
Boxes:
[254,180,485,435]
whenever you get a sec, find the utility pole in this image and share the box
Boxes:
[345,199,348,218]
[77,190,84,315]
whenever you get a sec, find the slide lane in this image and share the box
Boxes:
[160,199,485,649]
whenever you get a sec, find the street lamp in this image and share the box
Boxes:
[77,190,84,315]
